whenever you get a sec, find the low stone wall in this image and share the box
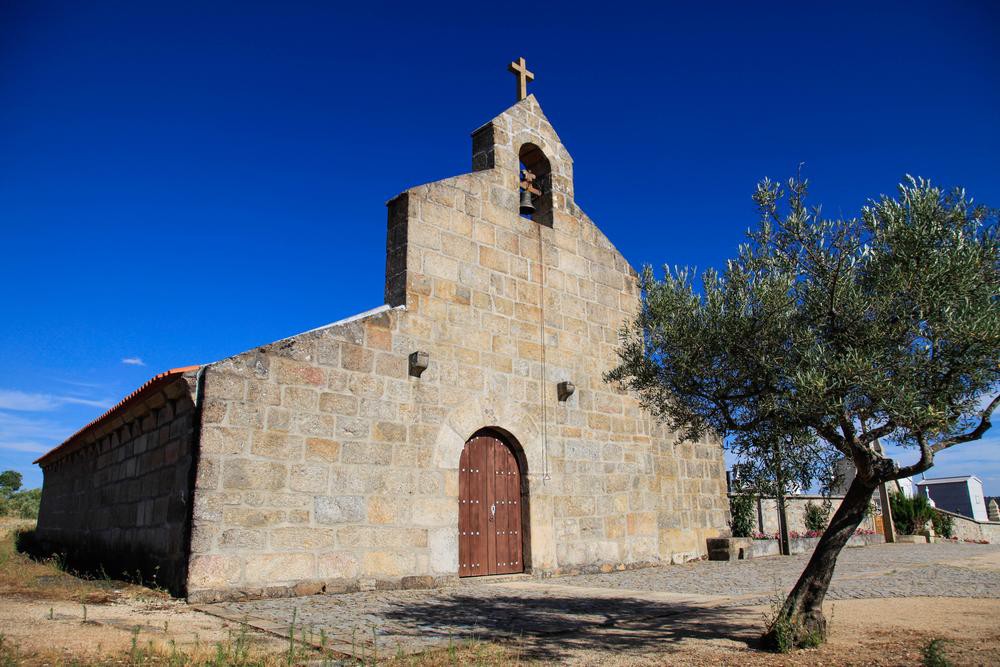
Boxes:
[751,533,885,558]
[753,495,877,535]
[34,374,198,595]
[938,509,1000,543]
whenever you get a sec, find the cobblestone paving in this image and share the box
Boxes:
[551,542,1000,604]
[203,543,1000,659]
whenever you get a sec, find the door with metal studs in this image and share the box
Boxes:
[458,434,523,577]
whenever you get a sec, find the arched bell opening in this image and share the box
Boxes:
[517,143,553,228]
[457,427,531,577]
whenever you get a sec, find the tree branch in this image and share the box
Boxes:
[859,420,896,446]
[891,433,934,480]
[814,422,851,456]
[929,394,1000,454]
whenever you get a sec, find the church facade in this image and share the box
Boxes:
[35,94,729,601]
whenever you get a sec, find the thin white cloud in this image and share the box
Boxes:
[60,396,114,409]
[53,378,113,390]
[0,412,71,460]
[0,390,58,411]
[0,389,112,412]
[0,441,51,453]
[0,412,71,441]
[121,357,146,367]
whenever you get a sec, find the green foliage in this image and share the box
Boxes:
[607,175,999,489]
[931,510,955,539]
[922,638,952,667]
[762,592,822,653]
[729,494,756,537]
[0,471,21,498]
[803,500,830,532]
[0,488,41,520]
[889,492,935,535]
[0,471,40,520]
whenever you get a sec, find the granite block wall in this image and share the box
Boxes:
[185,96,728,601]
[35,374,198,595]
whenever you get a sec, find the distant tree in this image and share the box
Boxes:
[803,501,830,533]
[0,470,40,520]
[931,509,954,539]
[889,492,935,535]
[728,493,756,538]
[607,176,999,649]
[0,470,22,498]
[729,427,837,553]
[4,487,42,519]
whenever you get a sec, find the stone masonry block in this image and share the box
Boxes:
[304,437,340,463]
[269,527,337,550]
[341,440,391,465]
[244,553,315,585]
[315,496,364,524]
[188,554,241,589]
[288,463,328,493]
[341,344,374,373]
[221,459,286,490]
[251,431,303,460]
[201,427,247,455]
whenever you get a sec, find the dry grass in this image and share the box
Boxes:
[2,519,997,665]
[0,522,517,666]
[0,629,516,666]
[0,519,165,604]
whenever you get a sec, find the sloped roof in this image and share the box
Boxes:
[34,365,200,466]
[916,475,982,486]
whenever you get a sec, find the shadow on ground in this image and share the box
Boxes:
[375,591,763,661]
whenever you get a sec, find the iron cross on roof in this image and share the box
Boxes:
[508,57,534,101]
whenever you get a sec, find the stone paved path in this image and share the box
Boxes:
[550,542,1000,603]
[199,542,1000,660]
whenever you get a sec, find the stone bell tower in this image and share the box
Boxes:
[385,92,580,308]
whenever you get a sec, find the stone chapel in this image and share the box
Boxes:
[34,69,729,601]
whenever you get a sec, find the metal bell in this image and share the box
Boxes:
[519,189,535,215]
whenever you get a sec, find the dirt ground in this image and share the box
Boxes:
[621,597,1000,666]
[2,519,998,665]
[3,594,998,665]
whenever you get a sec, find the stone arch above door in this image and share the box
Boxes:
[432,398,543,474]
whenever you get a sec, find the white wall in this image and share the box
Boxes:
[969,478,988,522]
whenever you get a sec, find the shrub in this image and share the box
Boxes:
[889,492,935,535]
[0,470,41,520]
[729,494,756,537]
[931,510,954,539]
[2,489,41,519]
[922,638,952,667]
[803,500,830,532]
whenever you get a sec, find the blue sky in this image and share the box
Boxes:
[1,1,997,492]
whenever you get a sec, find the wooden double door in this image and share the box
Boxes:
[458,434,524,577]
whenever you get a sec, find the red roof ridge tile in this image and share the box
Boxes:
[34,365,202,466]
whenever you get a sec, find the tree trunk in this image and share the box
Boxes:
[762,474,876,650]
[777,489,790,556]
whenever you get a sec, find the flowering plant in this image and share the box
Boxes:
[751,531,778,540]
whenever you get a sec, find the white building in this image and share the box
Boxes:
[917,475,988,521]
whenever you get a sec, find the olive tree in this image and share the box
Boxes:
[607,176,999,648]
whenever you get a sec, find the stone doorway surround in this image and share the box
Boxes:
[432,398,553,574]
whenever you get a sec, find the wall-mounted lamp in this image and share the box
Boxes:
[557,380,575,402]
[409,351,429,378]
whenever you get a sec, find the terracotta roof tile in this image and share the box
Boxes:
[34,365,201,466]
